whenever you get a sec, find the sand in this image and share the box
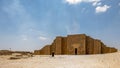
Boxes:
[0,52,120,68]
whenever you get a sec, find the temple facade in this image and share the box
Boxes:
[34,34,117,55]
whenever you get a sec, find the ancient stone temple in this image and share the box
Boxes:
[34,34,117,55]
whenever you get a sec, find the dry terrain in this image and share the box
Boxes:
[0,52,120,68]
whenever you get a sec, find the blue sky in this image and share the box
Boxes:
[0,0,120,51]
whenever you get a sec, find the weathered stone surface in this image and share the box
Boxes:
[50,43,55,55]
[44,45,50,55]
[54,37,62,55]
[93,39,101,54]
[34,34,118,55]
[67,34,86,55]
[101,44,108,54]
[86,36,94,54]
[38,45,50,55]
[61,37,67,54]
[109,47,117,53]
[34,50,40,55]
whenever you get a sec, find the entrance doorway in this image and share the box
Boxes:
[75,48,77,55]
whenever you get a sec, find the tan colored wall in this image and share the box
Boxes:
[50,44,53,55]
[67,34,86,55]
[50,42,55,54]
[101,43,106,54]
[78,34,86,55]
[39,45,50,55]
[101,44,117,54]
[93,40,101,54]
[105,47,111,53]
[86,36,94,54]
[61,37,67,54]
[45,45,50,55]
[109,47,117,53]
[34,50,40,55]
[54,37,62,55]
[34,34,118,55]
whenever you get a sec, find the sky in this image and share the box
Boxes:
[0,0,120,51]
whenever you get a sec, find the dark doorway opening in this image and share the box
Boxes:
[52,52,54,57]
[75,48,77,55]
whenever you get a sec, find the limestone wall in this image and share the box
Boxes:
[34,34,118,55]
[109,47,117,53]
[86,36,94,54]
[78,34,86,55]
[93,40,101,54]
[34,50,40,55]
[61,37,67,54]
[54,37,62,55]
[39,45,50,55]
[67,34,86,55]
[50,42,55,54]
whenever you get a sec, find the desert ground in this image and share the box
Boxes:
[0,52,120,68]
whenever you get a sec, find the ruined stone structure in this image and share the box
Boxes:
[34,34,117,55]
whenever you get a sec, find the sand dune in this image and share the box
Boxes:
[0,52,120,68]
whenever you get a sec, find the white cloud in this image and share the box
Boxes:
[65,0,82,4]
[97,2,101,5]
[119,3,120,6]
[95,5,110,13]
[65,0,100,5]
[39,36,48,41]
[92,2,101,6]
[92,2,97,6]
